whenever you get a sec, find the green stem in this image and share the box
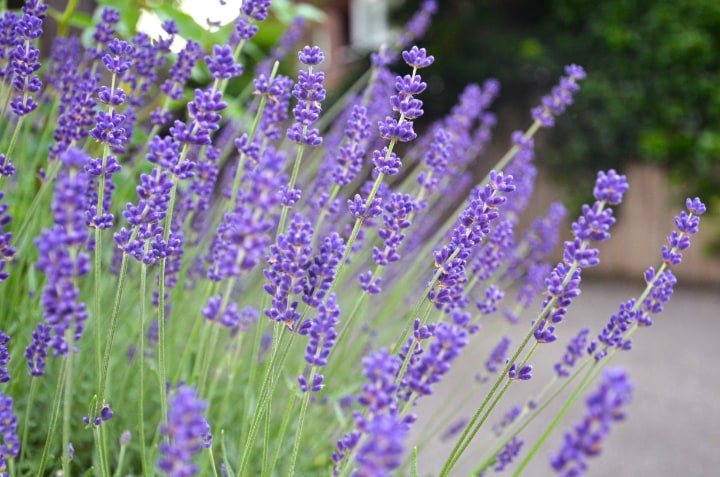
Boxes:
[37,360,66,476]
[98,253,129,408]
[62,340,75,476]
[138,263,149,476]
[57,0,80,37]
[267,390,297,476]
[287,369,314,476]
[19,373,38,464]
[512,360,600,476]
[113,441,128,477]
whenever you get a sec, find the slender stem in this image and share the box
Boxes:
[287,370,314,476]
[512,361,600,476]
[62,340,75,476]
[19,377,38,464]
[98,254,129,409]
[4,116,24,161]
[37,360,66,476]
[113,442,128,477]
[439,263,577,476]
[57,0,80,37]
[276,142,306,237]
[138,262,149,476]
[268,390,297,476]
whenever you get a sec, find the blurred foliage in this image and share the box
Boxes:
[393,0,720,206]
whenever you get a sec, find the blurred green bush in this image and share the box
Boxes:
[395,0,720,208]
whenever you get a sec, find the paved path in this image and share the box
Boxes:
[409,278,720,476]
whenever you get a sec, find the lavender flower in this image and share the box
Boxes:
[331,105,371,187]
[353,413,409,477]
[532,64,587,128]
[205,44,243,80]
[550,368,633,476]
[0,332,9,383]
[24,323,50,376]
[662,197,706,265]
[287,46,326,146]
[534,170,628,344]
[155,40,203,120]
[89,8,120,60]
[591,197,706,360]
[158,385,212,477]
[36,154,92,356]
[398,0,438,47]
[0,393,19,462]
[508,363,533,381]
[264,213,314,330]
[554,328,590,377]
[372,193,414,266]
[8,1,46,117]
[493,437,524,472]
[0,193,14,284]
[485,336,511,375]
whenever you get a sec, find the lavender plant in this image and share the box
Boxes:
[0,1,709,476]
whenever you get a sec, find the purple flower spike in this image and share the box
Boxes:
[494,437,524,471]
[402,46,435,69]
[531,64,586,127]
[593,169,629,205]
[550,368,632,476]
[287,46,326,146]
[0,393,19,460]
[205,44,243,80]
[158,385,212,477]
[0,192,15,284]
[508,363,533,380]
[0,331,9,383]
[555,328,590,377]
[298,45,324,65]
[661,197,706,265]
[485,336,511,375]
[353,414,409,477]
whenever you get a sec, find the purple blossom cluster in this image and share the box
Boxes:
[4,0,46,117]
[297,293,341,392]
[332,349,414,476]
[376,46,433,149]
[589,197,706,360]
[0,332,9,383]
[533,170,629,346]
[401,312,470,401]
[263,214,314,330]
[33,151,92,360]
[554,328,590,377]
[158,386,212,477]
[550,368,633,476]
[531,64,587,128]
[398,0,438,48]
[429,171,515,312]
[154,40,203,124]
[0,192,13,283]
[229,0,271,47]
[0,393,19,464]
[287,46,326,147]
[0,2,710,474]
[331,105,371,187]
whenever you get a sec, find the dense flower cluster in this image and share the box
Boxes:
[533,170,629,346]
[0,2,709,476]
[158,386,212,477]
[550,369,633,476]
